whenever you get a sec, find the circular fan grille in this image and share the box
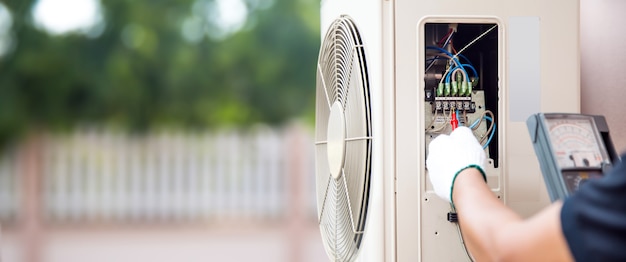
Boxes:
[315,15,372,262]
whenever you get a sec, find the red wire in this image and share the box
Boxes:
[438,29,453,46]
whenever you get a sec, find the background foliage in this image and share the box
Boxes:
[0,0,320,144]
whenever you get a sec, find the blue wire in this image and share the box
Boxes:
[426,46,462,66]
[468,115,496,149]
[469,117,481,129]
[445,65,470,83]
[426,57,450,63]
[426,32,454,71]
[425,46,458,73]
[425,54,450,73]
[461,63,478,78]
[456,109,461,126]
[445,66,457,82]
[426,46,469,82]
[456,54,472,64]
[483,116,496,149]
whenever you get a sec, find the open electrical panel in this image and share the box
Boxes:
[420,21,504,260]
[423,22,500,173]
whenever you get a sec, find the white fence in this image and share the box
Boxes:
[0,126,317,224]
[0,150,19,222]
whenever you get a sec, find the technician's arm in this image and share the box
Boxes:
[452,168,573,262]
[426,127,574,261]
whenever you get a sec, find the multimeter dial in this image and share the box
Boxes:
[545,116,609,169]
[528,113,617,202]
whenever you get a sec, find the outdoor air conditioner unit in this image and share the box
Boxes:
[315,0,580,261]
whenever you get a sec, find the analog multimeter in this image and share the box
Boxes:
[527,113,620,202]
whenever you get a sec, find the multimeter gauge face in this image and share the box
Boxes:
[545,116,609,169]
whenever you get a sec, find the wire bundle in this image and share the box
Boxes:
[426,25,496,97]
[425,25,498,149]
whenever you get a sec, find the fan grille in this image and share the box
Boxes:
[315,15,372,262]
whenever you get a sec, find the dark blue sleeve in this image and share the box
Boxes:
[561,155,626,262]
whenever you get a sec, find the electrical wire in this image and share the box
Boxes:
[451,204,477,262]
[467,110,496,148]
[441,31,454,48]
[438,28,454,46]
[425,55,441,73]
[469,110,492,129]
[425,52,474,85]
[463,108,467,124]
[427,110,451,133]
[481,121,493,145]
[434,25,497,262]
[469,115,483,130]
[438,25,497,86]
[429,119,448,133]
[428,122,449,134]
[439,62,470,84]
[456,53,472,65]
[424,52,445,73]
[446,67,468,83]
[425,30,455,73]
[481,116,496,149]
[461,63,478,79]
[454,25,497,58]
[425,52,457,75]
[426,46,462,67]
[480,110,495,143]
[425,110,439,131]
[426,57,450,63]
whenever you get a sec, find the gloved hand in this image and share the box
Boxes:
[426,126,487,203]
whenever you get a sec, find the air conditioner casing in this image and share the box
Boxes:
[319,0,580,261]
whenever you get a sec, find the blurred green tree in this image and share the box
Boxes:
[0,0,319,144]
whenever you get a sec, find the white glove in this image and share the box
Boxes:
[426,126,487,203]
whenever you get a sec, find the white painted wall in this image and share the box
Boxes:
[581,0,626,152]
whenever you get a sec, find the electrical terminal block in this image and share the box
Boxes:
[442,101,450,111]
[432,97,476,113]
[435,101,443,112]
[456,101,463,110]
[463,101,471,111]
